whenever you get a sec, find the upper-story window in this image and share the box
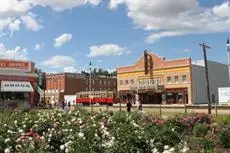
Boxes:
[174,76,179,83]
[100,80,102,85]
[167,76,172,84]
[130,79,134,85]
[125,80,129,85]
[156,78,161,85]
[104,80,107,85]
[120,80,123,85]
[139,80,143,85]
[182,75,187,83]
[108,81,110,86]
[92,80,95,85]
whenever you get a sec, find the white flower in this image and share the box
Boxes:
[14,120,17,125]
[60,145,65,150]
[23,124,26,128]
[78,132,84,138]
[169,147,175,152]
[4,124,7,127]
[164,145,169,150]
[65,148,69,153]
[172,128,175,132]
[152,148,158,153]
[4,148,10,153]
[18,129,23,133]
[4,138,10,143]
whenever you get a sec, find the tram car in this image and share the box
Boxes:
[76,90,119,105]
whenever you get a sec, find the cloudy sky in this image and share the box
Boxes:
[0,0,229,73]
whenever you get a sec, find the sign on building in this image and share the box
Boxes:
[218,87,230,105]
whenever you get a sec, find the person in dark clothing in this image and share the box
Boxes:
[126,101,132,112]
[61,100,65,110]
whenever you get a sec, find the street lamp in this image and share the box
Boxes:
[227,38,230,86]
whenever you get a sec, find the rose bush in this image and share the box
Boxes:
[0,109,226,153]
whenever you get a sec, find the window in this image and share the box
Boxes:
[86,88,88,91]
[150,79,154,85]
[92,80,95,85]
[130,79,134,85]
[108,81,110,85]
[145,79,149,85]
[104,80,106,85]
[182,75,187,83]
[156,78,161,85]
[120,80,123,85]
[174,76,179,83]
[125,80,129,85]
[139,80,143,85]
[167,76,172,84]
[100,80,102,85]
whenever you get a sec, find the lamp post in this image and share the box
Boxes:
[227,38,230,86]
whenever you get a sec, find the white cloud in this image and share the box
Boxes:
[54,33,72,48]
[0,18,13,31]
[0,0,32,17]
[35,43,44,50]
[43,55,76,68]
[64,66,77,73]
[9,19,21,37]
[21,13,42,31]
[146,31,184,43]
[31,0,101,11]
[109,0,230,43]
[0,43,27,60]
[88,44,129,57]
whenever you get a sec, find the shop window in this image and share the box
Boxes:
[167,76,172,84]
[182,75,187,83]
[174,76,179,83]
[120,80,123,85]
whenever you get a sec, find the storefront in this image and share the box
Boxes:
[0,59,38,109]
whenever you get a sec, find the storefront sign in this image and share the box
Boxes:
[218,87,230,105]
[0,60,32,72]
[1,81,34,92]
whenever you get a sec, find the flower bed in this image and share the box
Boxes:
[0,110,229,153]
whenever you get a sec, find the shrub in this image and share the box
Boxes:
[199,137,215,153]
[193,123,208,137]
[218,127,230,148]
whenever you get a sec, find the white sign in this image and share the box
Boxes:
[1,81,34,92]
[218,87,230,105]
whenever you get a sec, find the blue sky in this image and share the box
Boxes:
[0,0,230,73]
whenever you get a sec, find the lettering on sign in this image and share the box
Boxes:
[0,60,30,71]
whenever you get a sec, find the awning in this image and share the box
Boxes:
[1,81,34,92]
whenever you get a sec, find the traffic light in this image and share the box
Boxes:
[144,50,148,74]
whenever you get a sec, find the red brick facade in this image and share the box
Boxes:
[45,73,117,102]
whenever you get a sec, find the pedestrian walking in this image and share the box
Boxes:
[126,100,132,113]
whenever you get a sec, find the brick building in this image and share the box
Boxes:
[0,59,38,108]
[117,51,229,104]
[44,73,117,103]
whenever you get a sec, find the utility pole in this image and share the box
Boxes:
[226,38,230,85]
[199,43,211,114]
[89,60,93,112]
